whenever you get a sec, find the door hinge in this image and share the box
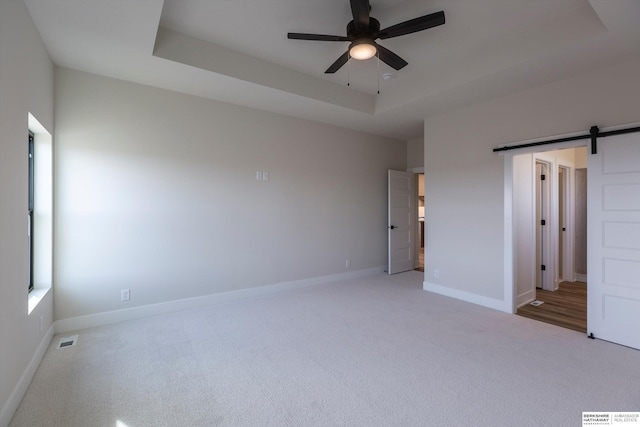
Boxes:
[541,219,546,226]
[540,174,546,181]
[541,265,546,271]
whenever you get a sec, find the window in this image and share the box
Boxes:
[28,131,34,292]
[27,114,53,313]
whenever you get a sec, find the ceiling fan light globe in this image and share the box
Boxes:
[349,40,377,60]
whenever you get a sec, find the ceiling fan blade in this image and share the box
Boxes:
[378,11,445,39]
[350,0,370,29]
[375,44,408,70]
[288,33,350,42]
[325,51,350,74]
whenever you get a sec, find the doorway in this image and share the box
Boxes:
[504,125,640,349]
[558,166,566,280]
[516,281,587,332]
[387,170,415,274]
[512,146,588,331]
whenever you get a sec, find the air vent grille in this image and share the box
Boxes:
[57,335,78,349]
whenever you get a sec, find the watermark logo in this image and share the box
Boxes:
[583,412,640,426]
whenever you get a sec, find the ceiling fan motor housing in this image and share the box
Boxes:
[347,18,380,41]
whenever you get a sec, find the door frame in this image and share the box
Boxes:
[408,167,424,270]
[502,135,587,313]
[503,122,640,316]
[557,164,575,283]
[531,153,577,291]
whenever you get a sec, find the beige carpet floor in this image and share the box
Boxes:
[9,271,640,426]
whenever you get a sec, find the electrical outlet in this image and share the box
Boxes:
[256,171,262,180]
[262,171,269,181]
[121,289,130,301]
[434,269,440,278]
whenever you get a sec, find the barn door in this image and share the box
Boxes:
[587,132,640,349]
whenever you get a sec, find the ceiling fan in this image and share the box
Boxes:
[287,0,445,74]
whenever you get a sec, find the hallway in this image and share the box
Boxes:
[517,281,587,333]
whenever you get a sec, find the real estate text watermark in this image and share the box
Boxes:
[583,412,640,426]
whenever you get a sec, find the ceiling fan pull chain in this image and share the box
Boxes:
[377,54,380,94]
[347,53,351,87]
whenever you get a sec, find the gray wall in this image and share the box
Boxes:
[0,1,54,424]
[407,137,424,169]
[54,68,406,321]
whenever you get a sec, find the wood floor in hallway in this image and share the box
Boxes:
[517,281,587,333]
[415,247,424,272]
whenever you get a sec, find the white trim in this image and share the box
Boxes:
[517,289,536,308]
[504,155,515,314]
[55,267,384,334]
[28,113,53,304]
[423,281,508,312]
[27,288,51,315]
[575,273,587,283]
[410,169,425,269]
[413,172,421,269]
[0,324,54,427]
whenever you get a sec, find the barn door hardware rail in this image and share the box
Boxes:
[492,125,640,155]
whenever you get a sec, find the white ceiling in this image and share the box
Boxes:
[24,0,640,141]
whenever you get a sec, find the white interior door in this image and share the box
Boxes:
[535,162,544,289]
[588,132,640,350]
[535,161,551,290]
[388,170,414,274]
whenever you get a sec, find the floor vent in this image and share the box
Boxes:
[57,335,78,349]
[530,300,544,307]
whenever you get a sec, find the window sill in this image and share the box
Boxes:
[28,287,51,315]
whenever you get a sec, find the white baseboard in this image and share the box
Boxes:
[516,289,536,308]
[0,324,54,427]
[56,266,384,334]
[575,274,587,283]
[423,281,508,312]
